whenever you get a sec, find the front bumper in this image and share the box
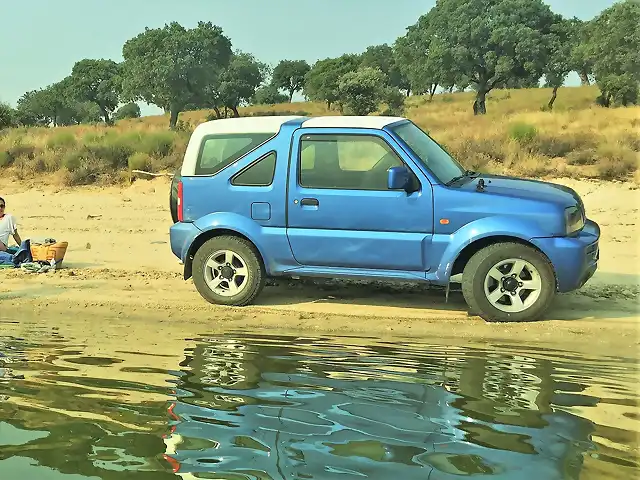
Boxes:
[530,219,600,293]
[169,222,202,263]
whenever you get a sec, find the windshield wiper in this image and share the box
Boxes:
[445,170,477,186]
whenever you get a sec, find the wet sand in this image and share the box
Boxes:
[1,176,639,357]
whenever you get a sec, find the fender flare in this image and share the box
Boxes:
[183,213,268,280]
[434,216,550,283]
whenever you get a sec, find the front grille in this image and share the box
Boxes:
[586,241,599,262]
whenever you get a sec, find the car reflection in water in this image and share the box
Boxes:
[162,334,594,479]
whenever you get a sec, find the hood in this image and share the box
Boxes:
[459,174,582,209]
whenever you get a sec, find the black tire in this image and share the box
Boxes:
[192,235,266,306]
[461,242,556,322]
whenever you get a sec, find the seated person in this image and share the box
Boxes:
[0,197,22,253]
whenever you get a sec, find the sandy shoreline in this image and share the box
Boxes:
[1,176,639,357]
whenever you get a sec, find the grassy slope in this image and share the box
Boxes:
[0,85,638,186]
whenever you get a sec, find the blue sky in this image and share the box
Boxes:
[0,0,615,115]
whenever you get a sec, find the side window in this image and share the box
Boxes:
[231,152,277,186]
[195,133,274,175]
[299,134,404,190]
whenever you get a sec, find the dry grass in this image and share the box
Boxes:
[0,85,638,186]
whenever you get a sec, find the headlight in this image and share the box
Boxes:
[565,206,585,235]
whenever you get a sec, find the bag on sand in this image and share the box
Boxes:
[30,241,68,266]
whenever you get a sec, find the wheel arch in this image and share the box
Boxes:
[184,228,266,280]
[451,235,555,279]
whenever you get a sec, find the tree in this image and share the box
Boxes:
[0,102,15,129]
[251,85,288,105]
[70,102,103,124]
[395,24,438,100]
[543,18,576,110]
[337,67,388,115]
[121,21,233,129]
[114,102,141,120]
[271,60,310,102]
[569,19,595,85]
[585,0,640,107]
[69,59,122,124]
[15,90,53,126]
[304,54,361,109]
[359,44,410,93]
[409,0,558,115]
[394,14,463,100]
[382,87,406,116]
[502,76,541,89]
[217,52,268,117]
[15,80,78,126]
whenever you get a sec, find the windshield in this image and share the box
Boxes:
[390,121,466,184]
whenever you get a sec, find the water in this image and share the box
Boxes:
[0,324,638,479]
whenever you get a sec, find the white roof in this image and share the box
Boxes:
[302,115,405,129]
[193,115,304,135]
[191,114,407,137]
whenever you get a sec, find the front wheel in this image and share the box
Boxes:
[462,242,556,322]
[192,236,266,306]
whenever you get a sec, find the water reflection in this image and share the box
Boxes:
[0,331,177,479]
[165,334,638,479]
[0,328,638,479]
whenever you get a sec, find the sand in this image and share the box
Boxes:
[0,176,639,357]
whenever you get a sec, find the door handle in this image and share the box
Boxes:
[300,198,319,206]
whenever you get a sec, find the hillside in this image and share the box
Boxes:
[1,85,639,186]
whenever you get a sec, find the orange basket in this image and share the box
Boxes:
[30,241,69,265]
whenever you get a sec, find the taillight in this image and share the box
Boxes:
[163,454,181,473]
[177,180,184,222]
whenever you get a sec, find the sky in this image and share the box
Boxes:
[0,0,616,116]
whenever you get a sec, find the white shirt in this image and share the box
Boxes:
[0,214,18,248]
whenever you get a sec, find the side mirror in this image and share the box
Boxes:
[388,166,411,191]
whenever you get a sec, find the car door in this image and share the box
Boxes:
[285,127,434,272]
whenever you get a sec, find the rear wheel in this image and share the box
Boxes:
[192,236,266,306]
[462,242,556,322]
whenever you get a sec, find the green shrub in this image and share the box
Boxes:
[65,159,104,186]
[46,131,76,150]
[566,149,598,165]
[6,144,36,161]
[620,133,640,152]
[141,131,175,158]
[596,146,638,180]
[174,120,193,133]
[532,136,574,158]
[128,152,152,171]
[62,150,85,171]
[0,151,11,167]
[104,131,143,152]
[248,110,310,117]
[509,122,538,144]
[83,132,104,144]
[85,138,135,169]
[15,156,47,174]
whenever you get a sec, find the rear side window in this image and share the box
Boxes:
[231,152,277,186]
[195,133,274,175]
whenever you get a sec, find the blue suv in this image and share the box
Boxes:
[169,115,600,322]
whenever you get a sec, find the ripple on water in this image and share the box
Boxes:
[0,329,638,480]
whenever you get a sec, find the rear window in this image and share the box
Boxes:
[195,133,274,175]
